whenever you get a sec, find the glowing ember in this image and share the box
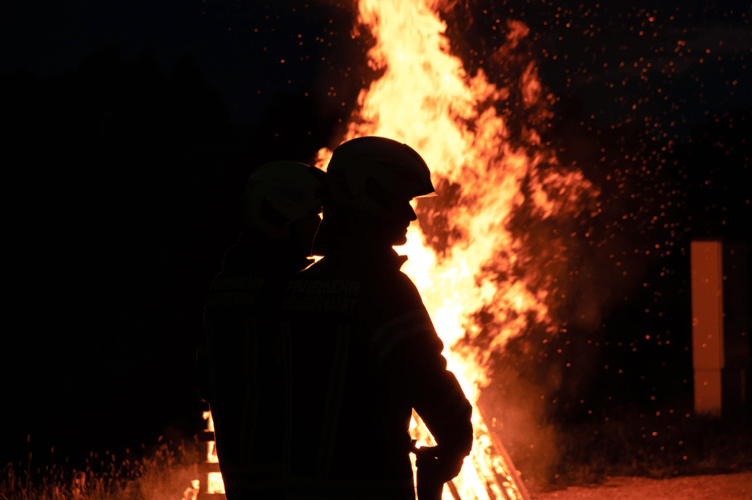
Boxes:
[315,0,596,498]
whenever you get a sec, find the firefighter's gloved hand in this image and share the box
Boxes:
[414,445,464,485]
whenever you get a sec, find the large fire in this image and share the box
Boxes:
[314,0,595,499]
[198,0,597,499]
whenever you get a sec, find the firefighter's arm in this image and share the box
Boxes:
[373,279,473,480]
[393,328,473,480]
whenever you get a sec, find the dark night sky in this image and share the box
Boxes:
[2,0,750,471]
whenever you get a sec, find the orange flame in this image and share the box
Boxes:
[199,0,597,497]
[315,0,597,498]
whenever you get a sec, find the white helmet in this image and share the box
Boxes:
[242,161,325,238]
[326,136,435,219]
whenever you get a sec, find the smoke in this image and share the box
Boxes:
[479,363,561,489]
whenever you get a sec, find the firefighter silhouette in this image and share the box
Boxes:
[250,137,473,500]
[197,161,325,500]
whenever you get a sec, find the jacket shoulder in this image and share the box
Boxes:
[364,268,424,313]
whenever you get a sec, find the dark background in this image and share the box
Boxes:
[2,0,750,474]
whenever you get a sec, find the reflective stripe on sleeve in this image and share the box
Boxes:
[370,309,436,367]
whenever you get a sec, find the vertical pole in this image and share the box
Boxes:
[690,240,725,417]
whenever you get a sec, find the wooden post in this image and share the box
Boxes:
[691,240,725,416]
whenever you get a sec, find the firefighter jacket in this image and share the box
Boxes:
[198,238,312,500]
[219,246,474,500]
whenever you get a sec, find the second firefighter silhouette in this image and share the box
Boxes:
[279,137,473,499]
[198,161,326,500]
